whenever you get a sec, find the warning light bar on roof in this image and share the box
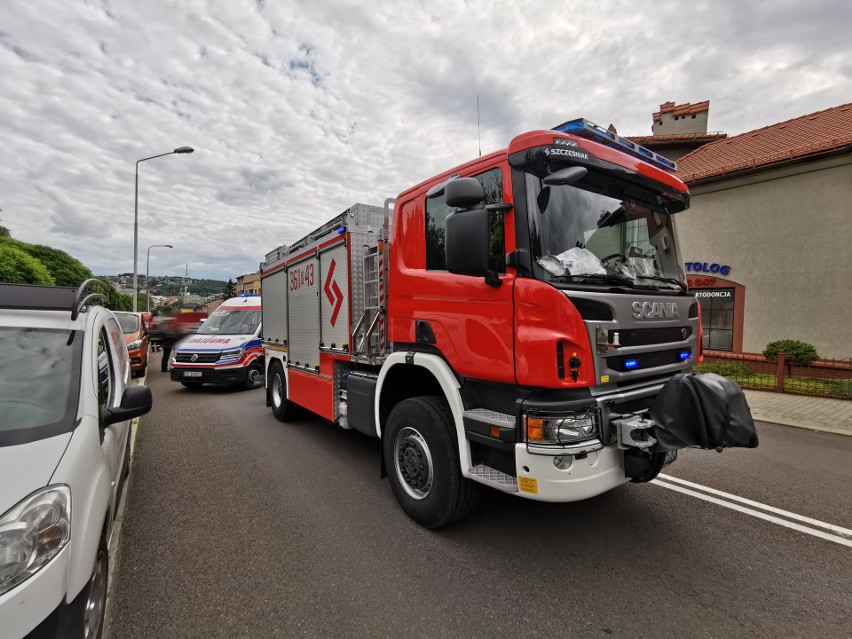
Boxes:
[552,118,678,172]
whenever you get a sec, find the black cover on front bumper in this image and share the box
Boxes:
[170,367,247,384]
[649,373,758,451]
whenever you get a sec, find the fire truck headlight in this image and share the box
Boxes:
[525,411,599,444]
[219,348,241,361]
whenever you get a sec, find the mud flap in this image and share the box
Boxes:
[649,373,759,451]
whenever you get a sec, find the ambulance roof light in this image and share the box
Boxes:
[552,118,678,172]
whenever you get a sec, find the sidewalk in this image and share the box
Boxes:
[743,389,852,436]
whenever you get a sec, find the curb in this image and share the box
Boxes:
[103,374,145,638]
[750,413,851,437]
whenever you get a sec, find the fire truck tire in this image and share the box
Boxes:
[384,396,480,529]
[269,362,298,422]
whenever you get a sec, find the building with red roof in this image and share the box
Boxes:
[672,103,852,358]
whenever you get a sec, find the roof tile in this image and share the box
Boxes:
[675,103,852,183]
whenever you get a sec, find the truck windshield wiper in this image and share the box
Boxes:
[558,272,636,287]
[634,274,688,291]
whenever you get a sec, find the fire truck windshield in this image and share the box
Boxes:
[524,170,687,292]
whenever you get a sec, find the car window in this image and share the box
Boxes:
[106,317,130,382]
[97,328,117,407]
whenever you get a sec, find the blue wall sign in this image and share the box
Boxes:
[685,261,731,276]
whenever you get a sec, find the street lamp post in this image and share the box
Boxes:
[133,146,194,311]
[146,244,173,313]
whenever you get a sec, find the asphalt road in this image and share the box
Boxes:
[108,369,852,638]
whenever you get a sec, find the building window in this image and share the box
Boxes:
[425,168,505,272]
[696,289,735,351]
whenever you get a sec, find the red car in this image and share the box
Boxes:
[114,312,150,377]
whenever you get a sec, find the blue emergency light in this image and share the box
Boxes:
[679,351,691,361]
[552,118,678,172]
[624,359,639,370]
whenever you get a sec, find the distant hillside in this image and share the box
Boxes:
[101,273,228,298]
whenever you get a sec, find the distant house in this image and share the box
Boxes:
[236,272,261,296]
[673,103,852,358]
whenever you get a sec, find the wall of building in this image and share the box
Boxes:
[676,155,852,358]
[236,272,261,295]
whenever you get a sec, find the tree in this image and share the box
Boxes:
[0,243,55,285]
[17,243,93,286]
[223,278,237,298]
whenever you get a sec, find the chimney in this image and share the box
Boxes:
[652,100,710,136]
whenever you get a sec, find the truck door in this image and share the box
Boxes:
[392,164,516,383]
[287,256,321,370]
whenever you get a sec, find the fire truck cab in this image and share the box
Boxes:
[261,119,756,528]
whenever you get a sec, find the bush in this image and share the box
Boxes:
[0,243,55,285]
[762,340,819,368]
[695,361,753,378]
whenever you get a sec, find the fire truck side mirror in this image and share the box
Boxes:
[445,207,489,277]
[445,177,485,209]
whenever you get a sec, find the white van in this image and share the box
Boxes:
[0,281,152,638]
[170,295,263,389]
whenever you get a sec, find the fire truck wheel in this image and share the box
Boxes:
[269,362,298,422]
[244,361,264,390]
[384,397,480,529]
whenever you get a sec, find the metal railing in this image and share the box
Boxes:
[697,351,852,401]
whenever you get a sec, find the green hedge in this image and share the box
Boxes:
[762,340,819,368]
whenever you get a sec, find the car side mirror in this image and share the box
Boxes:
[103,385,153,426]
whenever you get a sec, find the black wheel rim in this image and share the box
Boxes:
[393,426,433,500]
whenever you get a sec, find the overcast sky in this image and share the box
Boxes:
[1,0,849,281]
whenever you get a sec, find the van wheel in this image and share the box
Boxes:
[383,397,480,529]
[269,362,298,422]
[244,361,264,390]
[62,536,108,639]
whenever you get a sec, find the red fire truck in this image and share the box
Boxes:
[261,119,756,528]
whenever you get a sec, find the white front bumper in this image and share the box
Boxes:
[513,444,628,502]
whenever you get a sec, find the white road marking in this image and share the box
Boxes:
[651,474,852,547]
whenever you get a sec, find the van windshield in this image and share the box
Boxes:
[197,309,261,335]
[0,328,82,446]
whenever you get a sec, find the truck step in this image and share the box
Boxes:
[463,408,516,427]
[468,464,518,493]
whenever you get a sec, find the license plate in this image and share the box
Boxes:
[184,371,202,378]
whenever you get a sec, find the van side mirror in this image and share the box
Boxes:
[103,385,153,426]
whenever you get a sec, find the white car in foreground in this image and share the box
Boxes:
[0,280,152,639]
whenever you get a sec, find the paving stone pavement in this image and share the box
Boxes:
[743,389,852,436]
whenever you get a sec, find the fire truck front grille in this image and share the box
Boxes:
[175,352,221,363]
[615,326,692,346]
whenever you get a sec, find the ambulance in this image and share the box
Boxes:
[170,295,264,389]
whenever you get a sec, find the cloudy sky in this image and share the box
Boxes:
[1,0,850,281]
